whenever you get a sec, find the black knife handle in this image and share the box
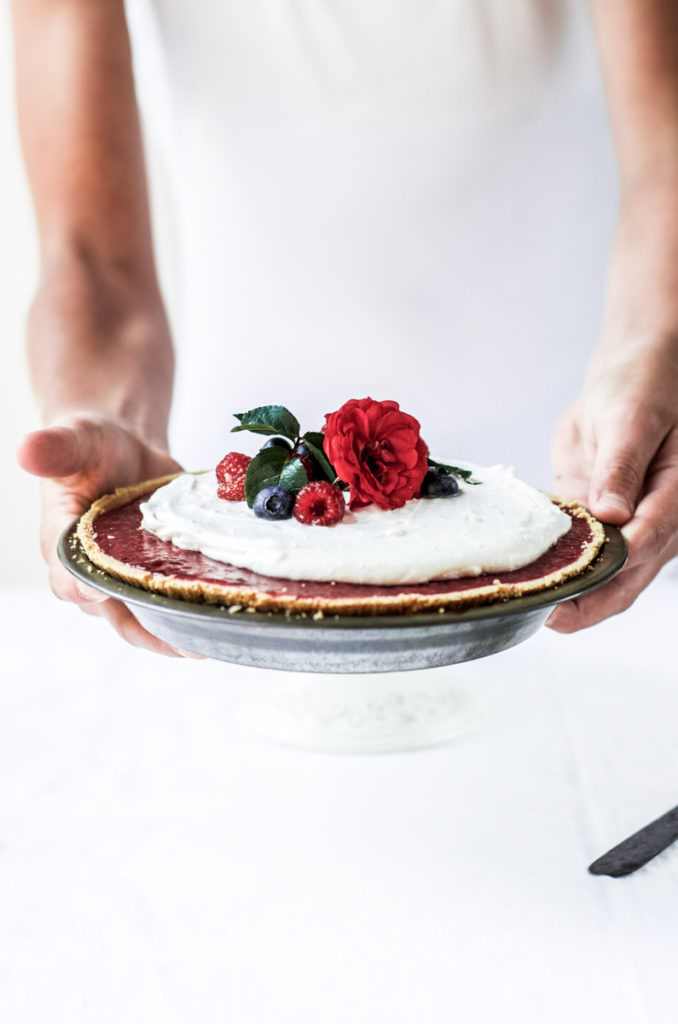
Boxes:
[589,805,678,877]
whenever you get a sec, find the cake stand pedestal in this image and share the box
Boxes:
[57,523,626,754]
[238,667,480,754]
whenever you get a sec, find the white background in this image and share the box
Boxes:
[2,580,678,1023]
[0,2,41,583]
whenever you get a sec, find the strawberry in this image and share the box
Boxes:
[216,452,251,501]
[293,481,345,526]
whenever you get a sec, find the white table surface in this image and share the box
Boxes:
[1,578,677,1023]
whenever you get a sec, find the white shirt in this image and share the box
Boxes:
[128,0,617,485]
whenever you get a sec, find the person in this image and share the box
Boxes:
[11,0,678,656]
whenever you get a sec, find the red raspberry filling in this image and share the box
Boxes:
[90,495,594,603]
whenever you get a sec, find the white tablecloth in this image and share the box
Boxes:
[1,580,677,1023]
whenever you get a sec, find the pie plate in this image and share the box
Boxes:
[58,521,626,674]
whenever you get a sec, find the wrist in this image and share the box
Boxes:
[40,230,161,301]
[618,155,678,226]
[587,174,678,381]
[29,253,174,448]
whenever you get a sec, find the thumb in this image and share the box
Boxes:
[588,419,658,524]
[17,423,100,480]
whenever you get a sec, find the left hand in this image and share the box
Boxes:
[549,347,678,632]
[548,182,678,632]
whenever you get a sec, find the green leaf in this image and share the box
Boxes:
[244,448,288,507]
[232,405,300,441]
[244,450,310,507]
[301,431,337,482]
[303,431,326,448]
[279,457,309,493]
[427,457,481,485]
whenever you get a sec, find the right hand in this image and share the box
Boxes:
[17,413,187,656]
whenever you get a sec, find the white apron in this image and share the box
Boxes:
[127,0,617,486]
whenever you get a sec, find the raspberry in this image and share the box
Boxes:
[293,481,345,526]
[216,452,251,501]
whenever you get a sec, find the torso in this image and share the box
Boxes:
[128,0,617,484]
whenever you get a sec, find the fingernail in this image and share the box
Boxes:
[175,648,204,660]
[594,492,633,518]
[620,521,640,551]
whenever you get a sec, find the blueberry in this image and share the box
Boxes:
[253,485,295,520]
[291,441,320,480]
[421,468,460,498]
[261,437,293,452]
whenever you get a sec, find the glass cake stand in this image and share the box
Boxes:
[58,523,626,753]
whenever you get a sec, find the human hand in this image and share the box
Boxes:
[549,339,678,632]
[17,413,186,655]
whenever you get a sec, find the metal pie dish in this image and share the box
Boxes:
[58,523,626,674]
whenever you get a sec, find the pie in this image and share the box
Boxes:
[76,470,606,616]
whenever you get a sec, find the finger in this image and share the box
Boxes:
[588,408,670,524]
[621,429,678,569]
[103,603,204,658]
[48,561,107,606]
[38,478,108,606]
[546,558,661,633]
[16,424,100,480]
[87,598,185,657]
[100,600,180,656]
[77,585,204,655]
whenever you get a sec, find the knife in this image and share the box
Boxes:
[588,805,678,877]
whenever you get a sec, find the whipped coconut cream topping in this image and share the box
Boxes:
[139,464,571,585]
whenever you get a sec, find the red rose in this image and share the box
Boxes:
[323,398,429,510]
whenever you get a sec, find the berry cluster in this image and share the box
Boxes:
[251,479,345,525]
[216,442,345,526]
[216,403,469,527]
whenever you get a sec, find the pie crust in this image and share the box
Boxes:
[76,474,607,616]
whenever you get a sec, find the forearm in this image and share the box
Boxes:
[592,0,678,191]
[11,0,173,443]
[587,1,678,375]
